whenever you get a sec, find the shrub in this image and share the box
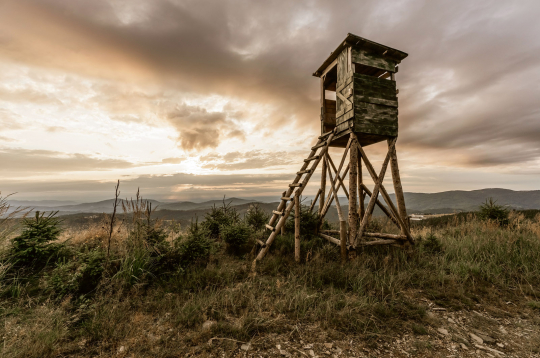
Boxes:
[221,221,252,255]
[421,233,443,254]
[49,248,105,298]
[245,203,270,231]
[202,200,240,238]
[10,211,63,267]
[478,198,509,226]
[284,203,328,240]
[176,221,213,268]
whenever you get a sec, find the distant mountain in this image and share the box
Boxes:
[7,200,78,207]
[7,189,540,217]
[401,188,540,213]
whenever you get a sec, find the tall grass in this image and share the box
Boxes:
[1,192,540,356]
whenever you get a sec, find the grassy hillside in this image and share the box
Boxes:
[1,194,540,357]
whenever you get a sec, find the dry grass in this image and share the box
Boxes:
[1,203,540,357]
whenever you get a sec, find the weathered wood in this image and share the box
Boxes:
[389,140,408,230]
[319,159,326,217]
[360,183,399,226]
[319,137,352,219]
[351,47,396,73]
[257,132,335,261]
[295,191,300,263]
[363,232,406,240]
[304,155,320,162]
[309,188,321,213]
[348,135,359,253]
[265,224,275,232]
[325,155,344,222]
[289,183,302,188]
[297,169,312,175]
[320,164,350,220]
[353,142,394,247]
[354,136,414,245]
[319,233,341,246]
[326,154,349,199]
[256,239,266,247]
[358,152,365,219]
[272,210,283,216]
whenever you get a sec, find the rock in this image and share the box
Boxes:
[279,349,290,356]
[276,344,281,350]
[470,333,484,344]
[499,326,508,335]
[448,318,456,324]
[496,343,504,348]
[308,350,315,357]
[202,320,216,331]
[437,328,449,335]
[472,329,495,343]
[460,343,468,350]
[118,346,125,353]
[304,344,313,349]
[324,343,333,349]
[241,343,251,351]
[474,344,505,356]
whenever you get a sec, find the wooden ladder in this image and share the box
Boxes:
[255,129,336,261]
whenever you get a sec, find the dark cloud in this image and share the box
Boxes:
[0,0,539,197]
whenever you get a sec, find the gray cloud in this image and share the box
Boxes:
[0,0,539,193]
[0,148,136,173]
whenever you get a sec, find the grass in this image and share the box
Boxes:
[1,192,540,356]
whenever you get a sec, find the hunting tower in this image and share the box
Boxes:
[314,33,408,147]
[254,33,413,265]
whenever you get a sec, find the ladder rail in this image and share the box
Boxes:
[257,131,335,261]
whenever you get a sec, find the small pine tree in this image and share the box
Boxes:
[11,211,63,267]
[245,203,270,231]
[478,198,509,226]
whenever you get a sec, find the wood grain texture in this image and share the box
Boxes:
[351,47,396,72]
[295,191,300,263]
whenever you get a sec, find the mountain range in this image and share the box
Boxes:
[7,188,540,217]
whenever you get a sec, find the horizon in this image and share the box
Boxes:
[1,0,540,202]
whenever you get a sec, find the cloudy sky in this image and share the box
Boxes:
[1,0,539,202]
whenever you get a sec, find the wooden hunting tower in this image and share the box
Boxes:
[314,33,408,148]
[254,33,413,265]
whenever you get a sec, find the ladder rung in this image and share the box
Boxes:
[265,224,275,232]
[289,183,302,188]
[256,239,266,247]
[281,196,291,201]
[272,210,284,216]
[311,142,327,150]
[304,155,320,162]
[297,169,312,175]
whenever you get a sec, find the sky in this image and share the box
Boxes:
[1,0,539,202]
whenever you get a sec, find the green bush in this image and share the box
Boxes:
[284,203,328,240]
[10,211,63,267]
[421,233,444,254]
[202,201,240,238]
[49,248,105,298]
[221,221,252,255]
[176,221,213,268]
[245,203,270,231]
[478,198,509,226]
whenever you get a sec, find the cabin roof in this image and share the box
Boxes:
[313,33,408,77]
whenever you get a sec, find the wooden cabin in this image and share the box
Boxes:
[313,33,408,147]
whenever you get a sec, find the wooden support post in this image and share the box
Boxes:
[319,159,326,217]
[389,139,408,230]
[281,191,286,236]
[325,155,347,262]
[295,191,300,263]
[354,143,393,247]
[309,188,321,213]
[326,154,349,199]
[358,153,365,219]
[348,135,358,256]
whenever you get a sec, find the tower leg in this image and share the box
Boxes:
[319,159,326,218]
[348,135,359,248]
[388,139,408,230]
[358,149,365,220]
[295,191,300,262]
